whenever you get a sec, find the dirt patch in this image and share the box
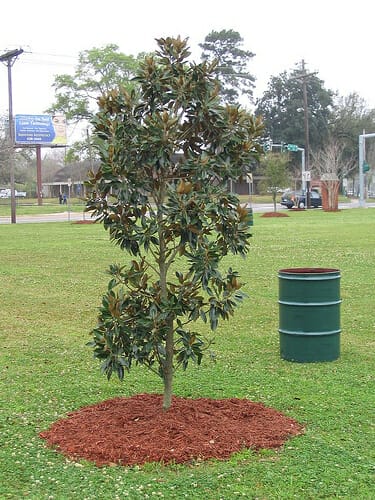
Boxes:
[73,220,95,224]
[261,212,289,218]
[40,393,304,467]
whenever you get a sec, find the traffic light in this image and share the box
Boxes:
[263,141,271,152]
[362,162,370,173]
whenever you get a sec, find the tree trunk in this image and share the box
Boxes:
[163,321,174,410]
[156,187,174,411]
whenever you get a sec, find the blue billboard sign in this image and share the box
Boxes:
[14,114,67,145]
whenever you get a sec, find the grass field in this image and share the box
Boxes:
[0,198,86,216]
[0,209,374,499]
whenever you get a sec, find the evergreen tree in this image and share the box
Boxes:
[199,29,255,104]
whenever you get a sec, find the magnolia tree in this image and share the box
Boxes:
[86,37,264,410]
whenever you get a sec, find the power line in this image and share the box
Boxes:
[18,51,77,68]
[28,51,77,59]
[1,48,77,69]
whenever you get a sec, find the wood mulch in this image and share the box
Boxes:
[39,393,304,467]
[261,212,289,218]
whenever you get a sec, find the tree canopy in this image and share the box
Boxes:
[0,115,34,188]
[199,29,255,105]
[86,36,264,410]
[47,44,144,122]
[255,65,334,151]
[329,92,375,169]
[46,44,146,162]
[259,153,290,212]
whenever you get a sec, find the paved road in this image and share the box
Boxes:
[0,200,374,224]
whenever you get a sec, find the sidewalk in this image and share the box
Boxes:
[0,211,92,224]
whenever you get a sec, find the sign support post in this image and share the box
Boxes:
[36,145,43,206]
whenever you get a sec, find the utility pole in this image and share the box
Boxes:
[292,60,317,208]
[0,48,24,223]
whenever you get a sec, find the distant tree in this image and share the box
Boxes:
[199,29,255,104]
[330,93,375,139]
[86,36,264,410]
[0,115,34,187]
[0,116,10,184]
[46,45,146,162]
[259,152,290,212]
[329,93,375,170]
[47,44,144,122]
[256,65,334,152]
[311,138,356,209]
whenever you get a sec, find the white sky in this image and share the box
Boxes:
[1,0,375,142]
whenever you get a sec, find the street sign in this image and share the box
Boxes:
[302,170,311,181]
[363,162,370,173]
[287,144,299,152]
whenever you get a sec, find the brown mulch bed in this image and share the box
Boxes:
[39,393,304,467]
[73,220,95,224]
[261,212,289,218]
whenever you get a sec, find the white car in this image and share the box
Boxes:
[0,189,26,198]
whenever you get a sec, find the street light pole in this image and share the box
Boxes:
[358,131,375,207]
[0,48,23,223]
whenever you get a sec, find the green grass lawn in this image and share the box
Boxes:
[0,198,86,216]
[0,209,374,499]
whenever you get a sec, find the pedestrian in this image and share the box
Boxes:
[59,193,63,204]
[63,193,67,205]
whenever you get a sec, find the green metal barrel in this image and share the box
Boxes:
[278,268,341,362]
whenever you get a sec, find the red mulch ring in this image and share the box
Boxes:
[261,212,289,218]
[39,393,304,467]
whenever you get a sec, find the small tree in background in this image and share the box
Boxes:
[312,139,355,210]
[259,152,290,212]
[86,36,264,410]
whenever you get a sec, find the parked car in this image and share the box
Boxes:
[0,188,26,198]
[280,190,322,209]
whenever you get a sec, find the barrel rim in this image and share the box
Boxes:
[279,267,340,274]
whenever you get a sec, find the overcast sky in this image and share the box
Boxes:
[1,0,374,142]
